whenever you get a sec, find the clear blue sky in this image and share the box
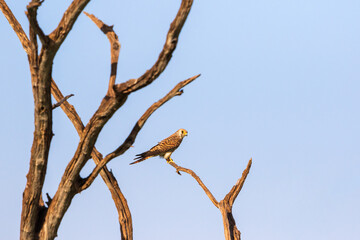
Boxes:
[1,0,359,239]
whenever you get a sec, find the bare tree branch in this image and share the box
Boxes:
[168,161,219,208]
[0,0,31,55]
[50,80,133,240]
[101,168,133,240]
[52,93,74,109]
[26,0,49,46]
[80,74,200,191]
[115,0,194,94]
[83,11,121,96]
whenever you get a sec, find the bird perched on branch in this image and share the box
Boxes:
[130,129,188,165]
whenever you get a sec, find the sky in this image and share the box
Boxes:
[1,0,360,239]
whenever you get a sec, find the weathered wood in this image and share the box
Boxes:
[219,201,241,240]
[1,0,197,239]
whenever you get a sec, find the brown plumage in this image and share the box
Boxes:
[130,129,188,165]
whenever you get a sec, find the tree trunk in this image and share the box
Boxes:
[219,201,241,240]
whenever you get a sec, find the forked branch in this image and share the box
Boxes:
[168,158,252,240]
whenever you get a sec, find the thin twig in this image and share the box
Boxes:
[45,193,52,207]
[52,94,74,109]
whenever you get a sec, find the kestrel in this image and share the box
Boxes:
[130,129,188,165]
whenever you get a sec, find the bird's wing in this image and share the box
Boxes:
[149,134,182,155]
[130,133,182,165]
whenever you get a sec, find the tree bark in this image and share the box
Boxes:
[219,201,241,240]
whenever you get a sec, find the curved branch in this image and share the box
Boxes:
[80,74,200,191]
[168,161,219,208]
[84,12,120,96]
[115,0,194,94]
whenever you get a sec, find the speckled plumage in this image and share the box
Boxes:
[130,129,188,165]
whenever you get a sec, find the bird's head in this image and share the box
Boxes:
[177,128,188,138]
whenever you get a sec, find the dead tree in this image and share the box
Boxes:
[168,159,252,240]
[0,0,196,239]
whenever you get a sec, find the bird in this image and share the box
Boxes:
[130,129,188,165]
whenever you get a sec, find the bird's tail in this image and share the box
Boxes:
[130,153,151,165]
